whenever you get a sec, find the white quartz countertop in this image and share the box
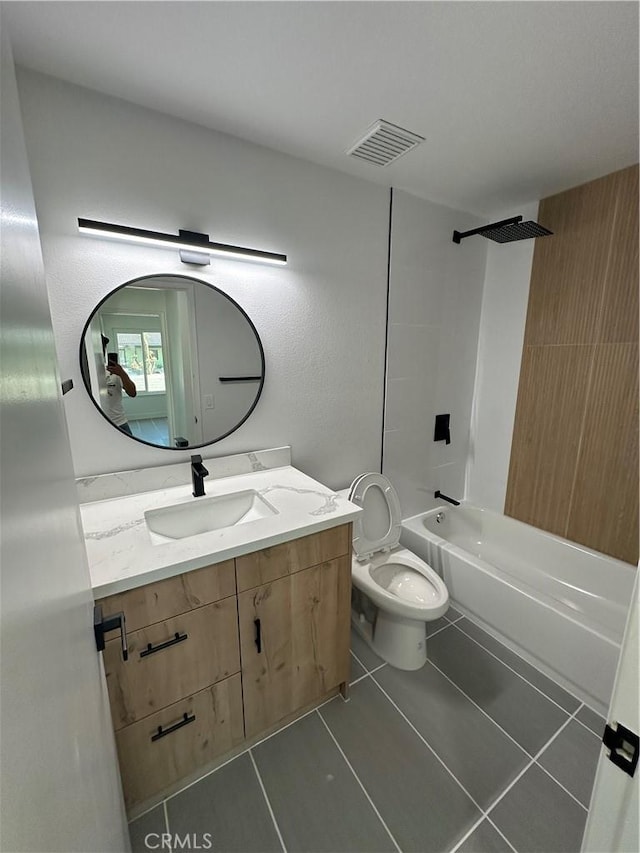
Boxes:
[81,465,361,598]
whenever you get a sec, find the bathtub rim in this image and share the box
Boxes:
[401,502,636,646]
[404,502,637,574]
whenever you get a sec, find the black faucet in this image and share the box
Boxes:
[191,454,209,497]
[434,490,460,507]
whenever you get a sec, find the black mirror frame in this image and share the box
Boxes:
[78,273,266,451]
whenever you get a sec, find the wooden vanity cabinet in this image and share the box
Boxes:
[97,523,351,813]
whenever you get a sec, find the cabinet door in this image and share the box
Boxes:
[239,556,351,738]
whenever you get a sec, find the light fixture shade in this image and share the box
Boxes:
[77,219,287,265]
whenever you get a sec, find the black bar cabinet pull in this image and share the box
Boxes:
[254,618,262,653]
[218,376,262,383]
[151,712,196,742]
[140,632,188,658]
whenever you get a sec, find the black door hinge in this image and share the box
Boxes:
[602,722,639,777]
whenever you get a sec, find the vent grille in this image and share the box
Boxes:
[347,120,425,166]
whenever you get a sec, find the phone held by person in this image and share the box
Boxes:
[107,352,119,366]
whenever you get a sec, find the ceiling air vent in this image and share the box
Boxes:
[347,120,425,166]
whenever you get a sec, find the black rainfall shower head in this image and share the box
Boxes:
[453,215,553,244]
[480,221,553,243]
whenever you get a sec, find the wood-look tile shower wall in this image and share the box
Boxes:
[505,165,639,565]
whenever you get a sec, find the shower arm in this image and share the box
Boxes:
[452,216,522,244]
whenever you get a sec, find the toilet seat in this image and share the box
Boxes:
[349,472,402,561]
[351,547,449,621]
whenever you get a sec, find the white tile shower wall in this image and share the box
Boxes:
[466,202,538,512]
[383,189,487,518]
[16,69,389,488]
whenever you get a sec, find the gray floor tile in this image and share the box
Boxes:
[350,652,367,683]
[454,619,580,713]
[253,711,395,852]
[129,805,165,853]
[576,704,606,737]
[457,819,513,853]
[320,678,480,852]
[428,627,569,755]
[490,763,587,852]
[350,626,384,670]
[538,718,602,806]
[375,662,529,809]
[166,753,282,853]
[447,605,464,621]
[426,616,451,637]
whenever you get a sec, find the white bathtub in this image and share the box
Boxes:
[401,504,636,714]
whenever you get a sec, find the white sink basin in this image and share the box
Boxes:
[145,490,278,543]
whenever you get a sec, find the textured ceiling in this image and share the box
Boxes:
[4,1,639,215]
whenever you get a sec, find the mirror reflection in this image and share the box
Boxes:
[80,275,265,449]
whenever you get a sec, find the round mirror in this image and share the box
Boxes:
[79,274,265,449]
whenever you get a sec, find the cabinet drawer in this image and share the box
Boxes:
[97,560,236,633]
[104,599,240,729]
[116,675,244,810]
[236,524,351,592]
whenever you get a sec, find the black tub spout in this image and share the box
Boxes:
[434,490,460,507]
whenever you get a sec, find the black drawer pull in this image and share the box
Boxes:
[254,618,262,653]
[140,631,188,658]
[151,712,195,742]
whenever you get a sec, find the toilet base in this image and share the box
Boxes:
[352,609,427,671]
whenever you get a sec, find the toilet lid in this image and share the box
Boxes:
[349,473,402,560]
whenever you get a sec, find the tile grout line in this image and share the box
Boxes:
[426,658,538,759]
[129,799,167,824]
[482,705,585,831]
[162,690,341,806]
[369,673,486,815]
[573,711,606,739]
[162,800,172,853]
[451,620,580,714]
[350,662,387,687]
[426,622,454,640]
[455,614,609,728]
[446,812,518,853]
[484,816,519,853]
[533,759,589,812]
[316,710,403,853]
[453,611,608,725]
[248,749,288,853]
[349,646,368,671]
[350,648,368,671]
[411,663,588,846]
[446,813,486,853]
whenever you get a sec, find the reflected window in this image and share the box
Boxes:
[115,329,166,394]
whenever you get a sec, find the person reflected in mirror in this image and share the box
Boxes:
[102,337,137,435]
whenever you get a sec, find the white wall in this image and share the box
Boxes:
[1,29,128,851]
[466,202,538,511]
[383,189,487,518]
[16,69,389,488]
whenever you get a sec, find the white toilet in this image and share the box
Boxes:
[345,473,449,671]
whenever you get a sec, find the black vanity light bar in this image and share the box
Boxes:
[77,219,287,266]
